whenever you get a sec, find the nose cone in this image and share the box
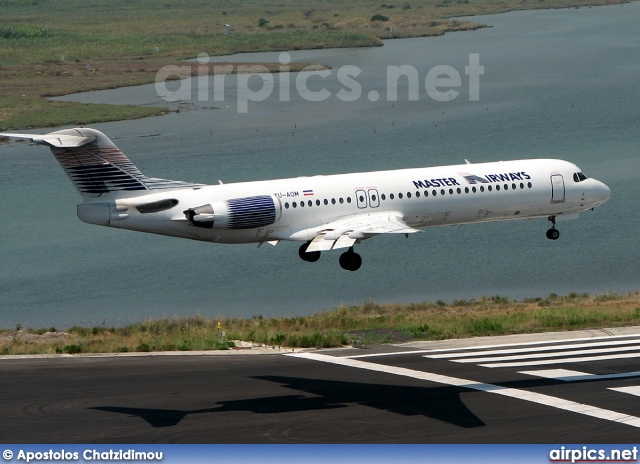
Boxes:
[591,179,611,207]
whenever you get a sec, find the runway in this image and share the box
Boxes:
[2,327,640,443]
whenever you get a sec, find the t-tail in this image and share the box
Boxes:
[0,127,198,198]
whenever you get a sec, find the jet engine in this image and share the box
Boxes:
[184,195,277,230]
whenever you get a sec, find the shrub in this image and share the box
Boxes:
[466,318,504,335]
[0,25,50,40]
[63,344,83,354]
[270,333,286,345]
[370,14,389,22]
[135,343,150,352]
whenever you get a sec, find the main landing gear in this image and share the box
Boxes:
[298,242,362,271]
[546,216,560,240]
[338,247,362,272]
[298,241,320,262]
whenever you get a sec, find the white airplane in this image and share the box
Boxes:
[0,127,610,271]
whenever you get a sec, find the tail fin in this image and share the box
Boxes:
[0,128,199,198]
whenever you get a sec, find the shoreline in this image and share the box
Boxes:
[0,0,629,130]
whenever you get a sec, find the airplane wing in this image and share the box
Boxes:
[292,212,422,252]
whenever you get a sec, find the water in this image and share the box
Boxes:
[2,4,639,328]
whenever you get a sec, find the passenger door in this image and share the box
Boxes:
[550,174,565,203]
[367,189,380,208]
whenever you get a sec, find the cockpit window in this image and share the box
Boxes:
[573,172,588,182]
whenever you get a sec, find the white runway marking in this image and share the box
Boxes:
[425,339,640,359]
[450,345,640,364]
[609,386,640,397]
[347,334,640,359]
[519,369,640,382]
[288,352,640,428]
[479,352,640,368]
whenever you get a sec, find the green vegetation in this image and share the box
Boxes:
[1,292,639,355]
[1,0,627,129]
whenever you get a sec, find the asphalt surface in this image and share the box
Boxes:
[2,328,640,443]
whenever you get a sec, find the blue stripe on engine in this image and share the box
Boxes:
[226,195,276,229]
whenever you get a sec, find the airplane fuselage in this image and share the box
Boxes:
[89,158,609,245]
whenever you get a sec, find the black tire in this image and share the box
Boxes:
[298,242,321,262]
[546,228,560,240]
[339,250,362,271]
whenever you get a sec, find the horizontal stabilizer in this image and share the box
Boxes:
[1,127,202,198]
[0,133,95,148]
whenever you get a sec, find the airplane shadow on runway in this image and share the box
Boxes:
[90,375,485,428]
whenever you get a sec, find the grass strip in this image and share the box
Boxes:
[2,291,638,355]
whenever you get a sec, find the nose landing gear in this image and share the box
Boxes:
[546,216,560,240]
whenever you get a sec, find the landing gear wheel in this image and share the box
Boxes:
[339,248,362,271]
[546,228,560,240]
[298,242,321,262]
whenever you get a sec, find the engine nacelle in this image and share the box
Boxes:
[184,195,277,230]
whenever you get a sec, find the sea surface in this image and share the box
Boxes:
[1,4,639,328]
